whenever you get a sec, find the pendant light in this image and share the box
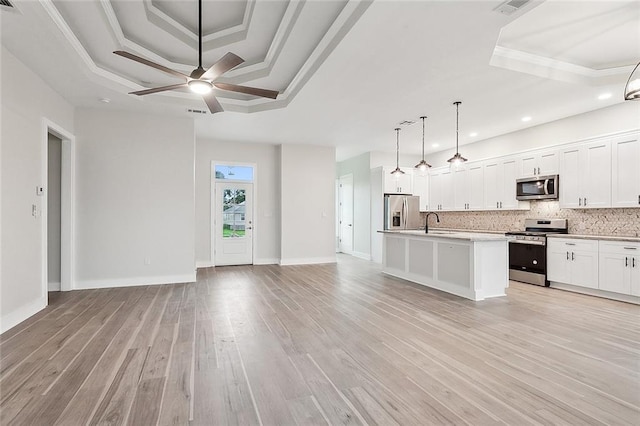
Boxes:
[447,101,467,167]
[390,128,405,175]
[624,61,640,100]
[414,116,431,172]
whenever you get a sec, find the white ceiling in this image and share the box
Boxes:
[2,0,639,161]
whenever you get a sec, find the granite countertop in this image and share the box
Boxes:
[379,229,511,242]
[547,234,640,243]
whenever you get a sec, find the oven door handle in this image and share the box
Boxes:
[509,240,546,246]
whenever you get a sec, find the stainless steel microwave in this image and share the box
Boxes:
[516,175,559,200]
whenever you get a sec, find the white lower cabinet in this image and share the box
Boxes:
[547,238,599,289]
[598,241,640,296]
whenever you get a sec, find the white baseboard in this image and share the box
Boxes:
[196,261,214,269]
[48,281,61,291]
[280,256,336,266]
[254,258,279,265]
[550,282,640,305]
[1,296,47,334]
[351,251,372,261]
[74,273,196,290]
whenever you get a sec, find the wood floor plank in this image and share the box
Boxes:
[127,377,165,426]
[53,286,162,426]
[2,257,639,425]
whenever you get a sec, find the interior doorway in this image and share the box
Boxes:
[338,174,354,254]
[42,120,75,296]
[47,134,62,291]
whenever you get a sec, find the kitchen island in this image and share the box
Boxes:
[381,230,510,301]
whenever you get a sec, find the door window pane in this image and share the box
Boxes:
[222,189,246,238]
[215,165,253,181]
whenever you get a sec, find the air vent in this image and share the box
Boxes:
[494,0,530,15]
[187,108,208,115]
[0,0,14,7]
[398,120,415,126]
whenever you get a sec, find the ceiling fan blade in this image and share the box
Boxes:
[214,82,279,99]
[129,83,188,96]
[201,52,244,81]
[114,51,188,79]
[202,92,224,114]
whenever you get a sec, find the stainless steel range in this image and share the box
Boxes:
[506,218,568,286]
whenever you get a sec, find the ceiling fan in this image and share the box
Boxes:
[114,0,278,114]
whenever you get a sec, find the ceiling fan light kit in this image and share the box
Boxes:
[624,61,640,100]
[188,79,213,94]
[113,0,278,114]
[447,101,468,167]
[391,128,405,176]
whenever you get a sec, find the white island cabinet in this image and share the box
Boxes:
[381,230,510,301]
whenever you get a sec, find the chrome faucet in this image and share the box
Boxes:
[425,212,440,233]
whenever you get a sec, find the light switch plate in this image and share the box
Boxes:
[36,186,44,196]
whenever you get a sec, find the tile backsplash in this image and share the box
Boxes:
[427,201,640,237]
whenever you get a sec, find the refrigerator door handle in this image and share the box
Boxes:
[403,198,408,228]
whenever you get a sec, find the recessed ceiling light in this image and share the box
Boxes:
[432,143,440,148]
[100,98,111,103]
[521,116,532,122]
[598,92,612,100]
[469,132,478,137]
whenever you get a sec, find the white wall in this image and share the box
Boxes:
[281,144,336,264]
[74,108,196,288]
[337,152,371,259]
[47,134,62,290]
[1,46,75,332]
[195,139,280,265]
[426,102,640,166]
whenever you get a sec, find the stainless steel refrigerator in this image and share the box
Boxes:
[384,195,422,230]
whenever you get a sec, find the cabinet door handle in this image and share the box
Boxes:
[533,167,536,175]
[500,201,503,208]
[565,243,576,246]
[634,258,637,268]
[566,251,569,260]
[496,201,499,208]
[624,247,637,250]
[584,198,587,206]
[626,257,629,267]
[578,198,582,206]
[571,252,575,261]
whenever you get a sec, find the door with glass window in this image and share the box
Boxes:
[215,182,253,265]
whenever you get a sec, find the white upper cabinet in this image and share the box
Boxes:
[453,164,468,211]
[383,167,413,194]
[429,167,453,211]
[452,162,484,211]
[413,171,430,212]
[468,163,485,210]
[611,134,640,208]
[520,149,559,177]
[483,156,529,210]
[559,140,611,208]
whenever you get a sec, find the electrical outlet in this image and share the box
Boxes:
[144,257,151,265]
[36,186,44,196]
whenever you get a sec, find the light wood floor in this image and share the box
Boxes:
[1,255,639,425]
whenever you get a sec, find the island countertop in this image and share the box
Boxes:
[379,229,511,242]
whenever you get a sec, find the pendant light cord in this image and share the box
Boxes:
[395,128,400,168]
[198,0,203,69]
[420,116,426,160]
[454,101,461,154]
